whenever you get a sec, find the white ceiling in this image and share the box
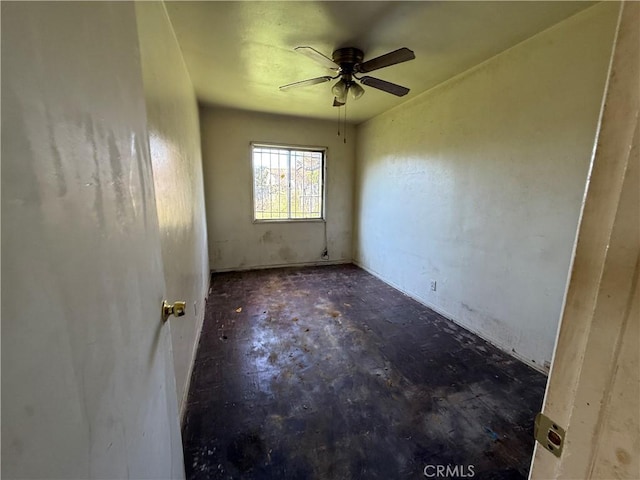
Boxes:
[165,1,595,124]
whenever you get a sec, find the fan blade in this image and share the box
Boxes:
[359,76,410,97]
[295,46,339,70]
[279,76,333,91]
[357,47,415,73]
[333,97,345,107]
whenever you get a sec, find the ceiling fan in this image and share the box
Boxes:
[280,46,415,106]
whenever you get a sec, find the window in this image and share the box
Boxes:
[251,144,325,221]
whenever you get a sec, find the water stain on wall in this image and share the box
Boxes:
[46,110,67,197]
[278,246,296,263]
[259,230,274,243]
[107,131,126,222]
[84,114,105,227]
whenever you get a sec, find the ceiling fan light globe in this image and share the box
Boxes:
[350,82,365,100]
[332,79,348,103]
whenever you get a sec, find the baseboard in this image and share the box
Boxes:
[353,260,548,375]
[211,259,351,273]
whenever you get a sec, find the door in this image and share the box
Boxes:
[529,2,639,478]
[1,2,183,478]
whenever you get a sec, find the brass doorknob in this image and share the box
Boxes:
[162,300,186,322]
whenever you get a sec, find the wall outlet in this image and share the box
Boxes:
[430,280,437,292]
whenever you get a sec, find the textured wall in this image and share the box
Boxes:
[353,3,618,370]
[1,2,183,478]
[201,107,355,271]
[135,1,209,414]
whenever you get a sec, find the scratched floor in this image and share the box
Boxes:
[182,264,547,479]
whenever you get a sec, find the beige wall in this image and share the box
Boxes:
[135,2,209,414]
[1,2,183,478]
[201,107,355,271]
[353,3,618,371]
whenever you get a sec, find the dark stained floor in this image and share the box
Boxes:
[182,264,547,480]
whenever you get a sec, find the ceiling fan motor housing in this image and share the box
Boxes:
[332,47,364,75]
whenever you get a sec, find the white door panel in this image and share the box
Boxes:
[1,3,183,478]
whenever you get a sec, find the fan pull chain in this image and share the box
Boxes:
[337,105,341,137]
[344,101,347,144]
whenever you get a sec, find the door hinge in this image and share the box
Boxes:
[534,412,565,458]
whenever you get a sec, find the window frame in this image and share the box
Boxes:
[250,142,327,223]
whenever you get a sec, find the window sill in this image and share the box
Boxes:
[252,218,326,224]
